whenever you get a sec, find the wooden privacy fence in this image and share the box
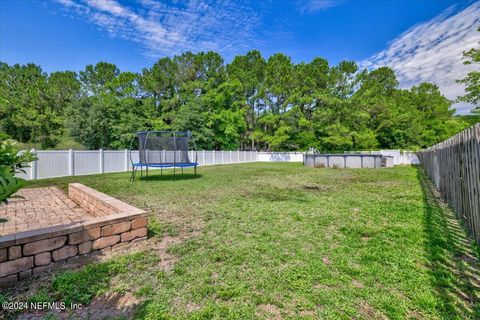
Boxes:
[417,124,480,245]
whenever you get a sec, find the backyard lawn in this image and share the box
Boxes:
[2,163,479,319]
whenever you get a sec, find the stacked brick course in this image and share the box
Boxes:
[0,183,148,288]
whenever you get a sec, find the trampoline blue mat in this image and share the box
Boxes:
[133,162,198,168]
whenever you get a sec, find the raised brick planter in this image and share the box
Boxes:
[0,183,148,288]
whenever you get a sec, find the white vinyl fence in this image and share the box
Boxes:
[17,149,419,180]
[257,152,304,162]
[17,149,258,180]
[344,150,419,165]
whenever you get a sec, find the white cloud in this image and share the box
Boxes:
[362,1,480,114]
[299,0,342,13]
[54,0,259,60]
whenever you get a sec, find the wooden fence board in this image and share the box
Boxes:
[417,123,480,245]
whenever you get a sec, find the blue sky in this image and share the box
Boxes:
[0,0,479,113]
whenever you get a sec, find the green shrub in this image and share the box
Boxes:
[0,133,37,203]
[0,166,24,204]
[0,133,37,172]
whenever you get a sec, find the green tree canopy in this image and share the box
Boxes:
[0,49,471,152]
[457,26,480,113]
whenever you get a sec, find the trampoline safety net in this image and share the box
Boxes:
[129,131,198,181]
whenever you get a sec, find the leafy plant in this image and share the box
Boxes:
[0,133,37,172]
[0,166,24,204]
[0,133,37,203]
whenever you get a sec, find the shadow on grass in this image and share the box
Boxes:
[136,173,202,182]
[417,166,480,318]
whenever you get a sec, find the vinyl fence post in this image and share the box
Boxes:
[213,150,216,164]
[203,150,206,165]
[68,149,74,176]
[222,150,224,164]
[124,149,129,171]
[237,150,240,163]
[30,148,37,180]
[99,148,104,173]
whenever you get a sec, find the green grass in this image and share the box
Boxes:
[6,163,480,319]
[51,252,159,306]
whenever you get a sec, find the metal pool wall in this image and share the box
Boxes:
[304,154,392,168]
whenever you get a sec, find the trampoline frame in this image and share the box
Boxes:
[129,130,198,181]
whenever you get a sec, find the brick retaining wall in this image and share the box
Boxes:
[0,183,148,288]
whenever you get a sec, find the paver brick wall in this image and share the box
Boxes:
[69,183,118,217]
[0,183,148,288]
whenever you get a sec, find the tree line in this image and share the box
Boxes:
[0,50,476,151]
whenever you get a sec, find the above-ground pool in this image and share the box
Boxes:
[304,153,393,168]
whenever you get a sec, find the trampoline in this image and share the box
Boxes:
[129,131,198,181]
